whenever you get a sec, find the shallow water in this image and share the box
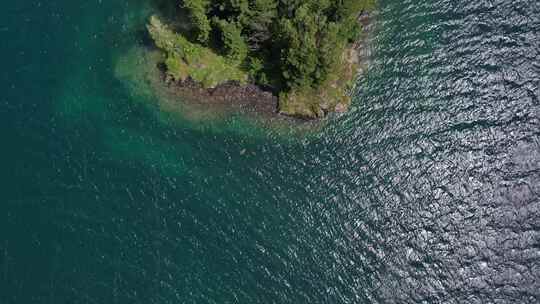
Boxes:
[1,0,539,303]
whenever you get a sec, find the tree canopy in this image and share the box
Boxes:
[148,0,375,117]
[181,0,372,88]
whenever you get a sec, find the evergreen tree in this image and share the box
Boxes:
[160,0,372,90]
[213,18,248,64]
[183,0,212,43]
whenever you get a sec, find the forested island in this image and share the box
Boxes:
[144,0,375,119]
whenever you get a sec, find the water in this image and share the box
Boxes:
[1,0,539,303]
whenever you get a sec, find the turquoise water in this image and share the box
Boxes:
[1,0,539,303]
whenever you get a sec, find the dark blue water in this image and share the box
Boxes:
[1,0,539,303]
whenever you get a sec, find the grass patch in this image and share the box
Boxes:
[147,16,247,89]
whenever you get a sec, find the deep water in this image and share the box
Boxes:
[1,0,539,303]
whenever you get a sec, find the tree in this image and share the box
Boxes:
[170,0,369,90]
[183,0,212,43]
[213,18,248,65]
[244,0,277,50]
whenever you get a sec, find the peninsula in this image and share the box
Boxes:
[146,0,374,119]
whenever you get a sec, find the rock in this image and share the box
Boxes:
[335,103,348,113]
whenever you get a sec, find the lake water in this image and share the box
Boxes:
[1,0,539,303]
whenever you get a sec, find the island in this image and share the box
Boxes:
[144,0,375,119]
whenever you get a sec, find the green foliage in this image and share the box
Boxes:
[183,0,212,43]
[273,0,371,90]
[247,57,269,85]
[147,0,375,117]
[147,16,247,88]
[334,0,376,20]
[276,4,320,88]
[279,49,358,118]
[213,18,248,64]
[244,0,277,50]
[318,22,345,80]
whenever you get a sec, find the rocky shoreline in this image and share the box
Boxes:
[162,77,279,117]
